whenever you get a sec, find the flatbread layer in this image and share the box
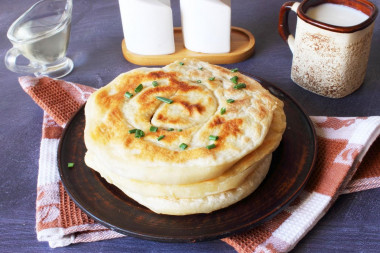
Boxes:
[107,154,272,215]
[84,105,286,199]
[84,59,283,185]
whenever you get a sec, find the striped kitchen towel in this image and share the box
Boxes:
[19,76,380,252]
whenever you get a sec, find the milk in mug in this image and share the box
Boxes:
[306,3,369,26]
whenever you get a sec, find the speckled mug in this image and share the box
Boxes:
[279,0,378,98]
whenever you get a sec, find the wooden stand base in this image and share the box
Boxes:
[121,26,255,66]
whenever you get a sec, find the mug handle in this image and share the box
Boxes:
[4,47,44,74]
[278,1,300,53]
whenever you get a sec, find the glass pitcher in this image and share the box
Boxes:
[5,0,73,78]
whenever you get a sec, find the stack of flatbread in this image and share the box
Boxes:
[84,59,286,215]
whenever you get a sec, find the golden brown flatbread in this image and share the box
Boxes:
[84,59,286,215]
[84,59,282,185]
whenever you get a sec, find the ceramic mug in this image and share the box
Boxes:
[278,0,378,98]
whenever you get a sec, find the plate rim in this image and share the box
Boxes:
[58,75,317,242]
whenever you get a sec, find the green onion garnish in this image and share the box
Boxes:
[209,77,215,81]
[179,143,188,150]
[166,128,174,131]
[129,129,137,134]
[179,62,184,66]
[157,135,165,141]
[234,83,246,89]
[209,135,219,141]
[156,96,173,104]
[178,129,183,132]
[124,92,133,98]
[150,126,158,132]
[230,76,238,84]
[227,99,235,103]
[231,68,239,72]
[198,67,203,70]
[135,84,143,93]
[196,80,202,83]
[135,129,145,138]
[220,107,226,115]
[68,162,74,168]
[152,81,158,87]
[206,144,216,150]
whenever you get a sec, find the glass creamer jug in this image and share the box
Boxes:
[5,0,73,78]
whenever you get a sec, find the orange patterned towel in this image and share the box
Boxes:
[19,76,380,251]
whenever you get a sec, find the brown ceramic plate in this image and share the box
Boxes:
[58,75,317,242]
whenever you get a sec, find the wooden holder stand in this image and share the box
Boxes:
[121,26,255,66]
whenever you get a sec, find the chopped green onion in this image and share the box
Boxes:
[157,135,165,141]
[178,129,183,132]
[179,143,188,150]
[135,84,143,93]
[135,129,145,138]
[124,92,133,98]
[129,129,137,134]
[227,99,235,103]
[68,162,74,168]
[220,107,226,115]
[208,77,215,81]
[166,128,174,131]
[197,80,202,83]
[156,96,173,104]
[234,83,246,89]
[230,76,238,84]
[209,135,219,141]
[150,126,158,132]
[152,81,159,87]
[206,144,216,150]
[198,67,203,70]
[231,68,239,72]
[179,62,184,66]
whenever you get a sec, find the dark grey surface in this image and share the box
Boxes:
[0,0,379,252]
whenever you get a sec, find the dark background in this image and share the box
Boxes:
[0,0,379,252]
